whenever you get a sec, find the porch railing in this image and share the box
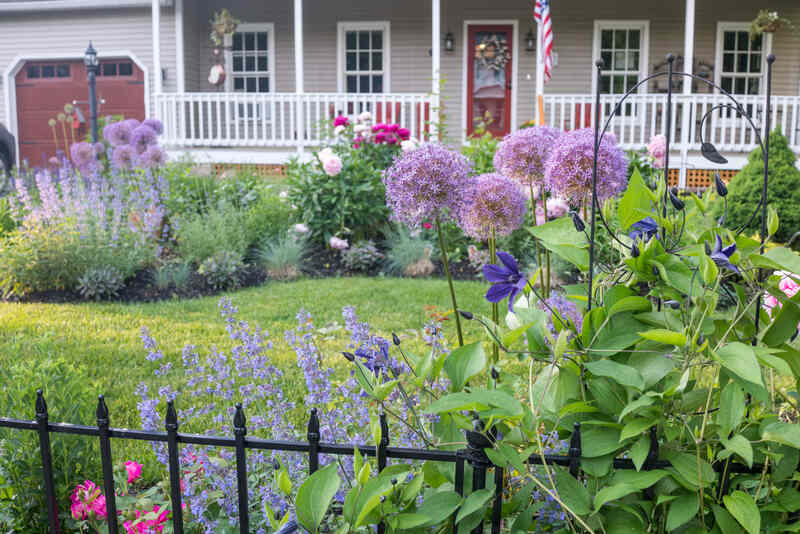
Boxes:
[155,92,433,149]
[542,93,800,153]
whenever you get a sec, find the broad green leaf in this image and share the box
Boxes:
[582,427,624,458]
[456,488,493,524]
[610,469,669,490]
[620,418,657,442]
[540,242,590,271]
[762,421,800,449]
[638,329,687,347]
[619,395,656,422]
[720,434,753,468]
[712,504,741,533]
[295,464,341,534]
[700,252,719,285]
[415,490,462,527]
[609,296,652,317]
[509,503,543,534]
[444,342,486,391]
[618,169,652,230]
[553,469,592,516]
[628,351,675,387]
[594,483,638,510]
[395,513,429,529]
[724,491,760,534]
[763,246,800,275]
[529,216,588,246]
[585,360,644,390]
[762,292,800,347]
[717,382,745,438]
[666,494,699,531]
[714,342,763,387]
[768,205,780,237]
[372,379,398,401]
[424,389,523,416]
[663,450,715,489]
[630,435,650,471]
[277,467,292,496]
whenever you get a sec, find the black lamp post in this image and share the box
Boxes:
[84,42,100,143]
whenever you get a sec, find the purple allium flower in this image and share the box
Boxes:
[93,142,105,156]
[103,121,135,147]
[483,251,527,312]
[459,173,527,241]
[122,118,141,130]
[543,128,628,203]
[130,125,158,154]
[69,142,95,167]
[382,143,474,228]
[141,118,164,135]
[112,144,136,170]
[493,126,562,186]
[138,145,168,168]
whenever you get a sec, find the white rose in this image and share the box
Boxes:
[334,125,346,136]
[358,111,373,123]
[400,139,417,152]
[317,147,334,162]
[353,124,368,134]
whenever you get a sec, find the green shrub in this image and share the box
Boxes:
[461,115,498,174]
[153,261,192,290]
[244,187,294,247]
[715,129,800,244]
[77,266,124,300]
[197,250,244,290]
[0,197,17,239]
[257,235,306,280]
[384,227,436,276]
[341,240,384,272]
[175,202,249,265]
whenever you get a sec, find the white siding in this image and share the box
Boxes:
[0,5,177,127]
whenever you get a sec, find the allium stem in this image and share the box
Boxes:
[489,227,499,365]
[436,218,464,347]
[531,183,546,293]
[540,194,551,298]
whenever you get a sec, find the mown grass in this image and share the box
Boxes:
[0,277,487,462]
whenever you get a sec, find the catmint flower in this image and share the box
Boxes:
[544,128,628,203]
[383,143,473,228]
[493,126,562,186]
[459,173,527,241]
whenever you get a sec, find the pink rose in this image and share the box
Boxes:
[385,134,398,145]
[647,134,667,169]
[70,480,107,520]
[330,236,349,250]
[353,136,363,149]
[322,155,343,177]
[333,115,349,127]
[125,460,143,484]
[124,505,170,533]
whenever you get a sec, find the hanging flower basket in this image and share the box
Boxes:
[210,8,240,46]
[749,9,793,40]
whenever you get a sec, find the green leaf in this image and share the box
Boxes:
[618,169,652,230]
[723,491,760,534]
[594,483,638,510]
[529,216,588,247]
[714,342,764,387]
[277,467,292,496]
[666,494,700,531]
[456,488,494,524]
[619,395,656,422]
[295,464,341,534]
[638,329,687,347]
[415,490,462,527]
[768,205,780,237]
[444,342,486,391]
[717,382,746,438]
[582,427,624,458]
[663,450,715,489]
[424,389,523,417]
[712,504,741,533]
[720,434,753,468]
[395,513,429,529]
[620,418,657,442]
[585,360,644,390]
[630,435,651,471]
[553,469,592,516]
[699,252,719,286]
[609,296,652,317]
[610,469,669,490]
[762,421,800,449]
[762,292,800,347]
[372,379,398,401]
[628,351,675,388]
[763,246,800,275]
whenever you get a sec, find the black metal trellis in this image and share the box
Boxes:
[0,391,772,533]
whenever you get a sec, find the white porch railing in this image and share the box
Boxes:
[155,92,433,149]
[542,93,800,153]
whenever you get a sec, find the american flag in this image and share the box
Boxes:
[534,0,553,82]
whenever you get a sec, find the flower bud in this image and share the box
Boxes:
[341,351,355,362]
[652,266,659,276]
[792,329,799,343]
[669,189,685,211]
[490,367,500,380]
[631,243,640,258]
[458,310,474,320]
[391,478,398,485]
[714,172,728,197]
[392,333,401,346]
[272,459,281,470]
[704,241,712,255]
[664,300,680,309]
[697,333,705,346]
[570,210,585,232]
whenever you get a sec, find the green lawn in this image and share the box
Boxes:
[0,277,487,433]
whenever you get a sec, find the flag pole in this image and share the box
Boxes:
[536,20,545,125]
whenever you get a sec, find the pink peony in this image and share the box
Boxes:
[333,115,350,127]
[763,271,800,334]
[397,127,411,140]
[387,124,399,133]
[330,236,349,250]
[322,154,343,176]
[647,134,667,169]
[124,505,169,533]
[374,132,387,143]
[545,197,569,219]
[70,480,107,520]
[125,460,143,484]
[353,136,364,149]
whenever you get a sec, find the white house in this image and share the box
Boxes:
[1,0,799,187]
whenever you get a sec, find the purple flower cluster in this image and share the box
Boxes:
[103,117,167,170]
[459,173,527,241]
[493,126,562,186]
[543,128,628,203]
[540,291,584,339]
[382,143,474,228]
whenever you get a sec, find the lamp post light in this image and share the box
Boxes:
[84,42,100,143]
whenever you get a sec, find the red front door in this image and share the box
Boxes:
[15,58,145,167]
[466,24,513,138]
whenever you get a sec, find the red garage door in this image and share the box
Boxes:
[15,58,145,166]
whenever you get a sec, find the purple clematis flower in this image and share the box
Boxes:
[483,251,528,312]
[711,235,739,273]
[629,217,659,243]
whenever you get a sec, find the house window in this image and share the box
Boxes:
[226,23,275,93]
[593,22,649,96]
[338,22,390,94]
[716,23,769,95]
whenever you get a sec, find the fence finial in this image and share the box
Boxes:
[234,403,247,434]
[96,394,109,422]
[35,389,48,418]
[307,407,320,439]
[569,422,582,477]
[165,400,178,431]
[379,411,390,447]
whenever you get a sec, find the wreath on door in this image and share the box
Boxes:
[474,34,510,72]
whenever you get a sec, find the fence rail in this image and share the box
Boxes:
[543,93,800,153]
[0,391,767,534]
[155,92,433,150]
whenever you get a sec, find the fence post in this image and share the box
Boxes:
[96,395,119,533]
[644,426,660,500]
[307,408,320,474]
[568,422,582,478]
[165,400,184,533]
[465,415,492,534]
[377,412,390,534]
[491,465,504,534]
[233,403,250,534]
[35,390,60,534]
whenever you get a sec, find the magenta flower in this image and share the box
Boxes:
[112,144,136,170]
[141,118,164,135]
[493,126,562,186]
[70,480,107,520]
[130,125,157,154]
[483,251,527,312]
[372,123,388,132]
[543,128,628,203]
[383,143,474,228]
[123,505,169,533]
[125,460,143,483]
[374,132,387,143]
[333,115,350,127]
[459,173,527,241]
[397,127,411,140]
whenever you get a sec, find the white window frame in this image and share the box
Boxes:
[591,20,650,96]
[337,21,391,94]
[714,22,772,96]
[224,22,276,94]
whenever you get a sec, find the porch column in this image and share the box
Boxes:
[294,0,305,155]
[431,0,441,140]
[535,22,544,125]
[151,0,162,94]
[175,0,185,93]
[678,0,695,188]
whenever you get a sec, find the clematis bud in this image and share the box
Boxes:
[652,266,659,276]
[704,241,712,255]
[272,459,281,470]
[341,352,355,362]
[664,300,680,309]
[631,243,640,258]
[697,333,705,346]
[392,333,401,346]
[391,478,398,485]
[714,172,728,197]
[669,189,685,211]
[491,367,500,380]
[792,329,799,343]
[570,210,585,232]
[458,310,474,320]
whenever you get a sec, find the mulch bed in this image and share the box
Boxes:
[6,247,482,304]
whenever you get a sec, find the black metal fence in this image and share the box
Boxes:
[0,391,767,534]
